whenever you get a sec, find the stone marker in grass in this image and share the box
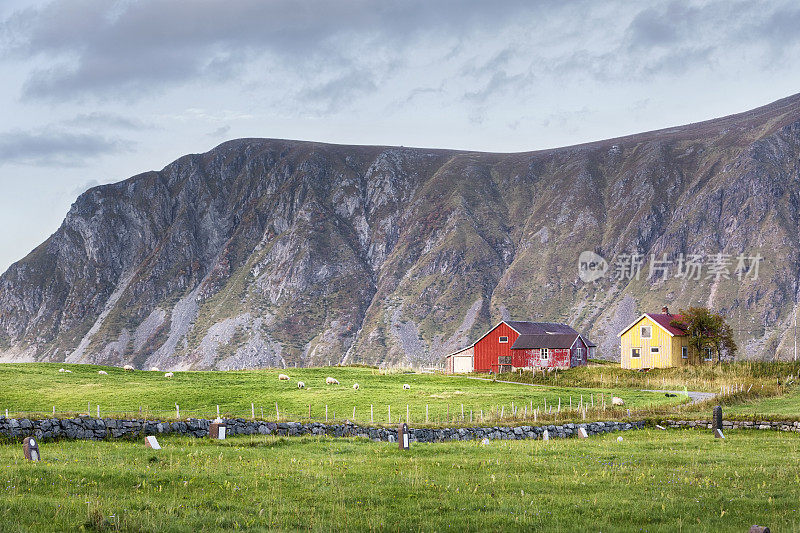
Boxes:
[209,418,226,440]
[713,405,723,434]
[749,526,770,533]
[714,428,725,439]
[542,430,549,441]
[145,436,161,450]
[23,436,39,461]
[577,427,588,439]
[398,422,409,450]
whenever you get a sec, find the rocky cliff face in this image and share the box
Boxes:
[2,94,800,368]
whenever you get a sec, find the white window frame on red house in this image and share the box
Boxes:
[499,336,509,343]
[540,348,549,361]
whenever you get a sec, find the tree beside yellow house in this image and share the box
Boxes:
[619,306,712,369]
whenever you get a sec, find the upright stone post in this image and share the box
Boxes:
[398,422,409,450]
[713,405,723,437]
[23,437,40,461]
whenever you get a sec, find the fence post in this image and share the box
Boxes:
[251,403,255,420]
[371,404,374,424]
[426,404,429,423]
[388,405,391,423]
[176,403,180,419]
[406,404,410,424]
[325,405,328,422]
[275,402,279,421]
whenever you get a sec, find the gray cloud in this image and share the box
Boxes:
[63,112,150,130]
[207,125,231,138]
[1,0,556,101]
[0,129,126,166]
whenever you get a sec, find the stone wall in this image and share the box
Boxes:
[0,416,645,442]
[663,419,800,432]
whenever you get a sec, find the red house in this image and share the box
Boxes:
[463,320,590,373]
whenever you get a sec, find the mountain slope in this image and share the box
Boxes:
[2,94,800,368]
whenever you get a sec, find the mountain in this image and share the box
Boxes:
[2,94,800,369]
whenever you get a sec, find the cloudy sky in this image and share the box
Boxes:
[1,0,800,272]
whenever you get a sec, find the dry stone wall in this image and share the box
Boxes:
[0,416,645,442]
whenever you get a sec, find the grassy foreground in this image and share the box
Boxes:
[0,431,796,532]
[0,364,680,423]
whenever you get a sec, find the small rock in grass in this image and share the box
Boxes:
[617,436,623,442]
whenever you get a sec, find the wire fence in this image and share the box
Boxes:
[0,394,693,426]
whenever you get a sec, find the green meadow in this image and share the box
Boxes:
[0,430,796,532]
[0,364,682,424]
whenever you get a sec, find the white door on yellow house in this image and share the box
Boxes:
[649,346,660,367]
[640,325,653,368]
[631,347,641,368]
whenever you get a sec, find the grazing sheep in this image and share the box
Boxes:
[58,368,66,373]
[326,377,339,385]
[150,367,160,372]
[297,381,305,389]
[612,396,624,406]
[278,374,290,381]
[164,372,174,378]
[123,365,134,371]
[98,370,108,375]
[403,384,411,390]
[64,369,72,373]
[352,383,360,390]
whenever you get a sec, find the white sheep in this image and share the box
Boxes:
[326,377,339,385]
[164,372,174,378]
[64,369,72,373]
[352,383,360,390]
[278,374,290,381]
[123,365,135,371]
[98,370,108,375]
[58,368,65,373]
[297,381,305,389]
[612,396,625,406]
[403,384,410,390]
[150,367,160,372]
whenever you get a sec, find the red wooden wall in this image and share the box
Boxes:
[473,322,519,372]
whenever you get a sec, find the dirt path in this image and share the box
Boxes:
[641,389,716,404]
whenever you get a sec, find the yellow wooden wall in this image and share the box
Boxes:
[620,316,676,369]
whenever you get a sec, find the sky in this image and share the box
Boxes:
[1,0,800,272]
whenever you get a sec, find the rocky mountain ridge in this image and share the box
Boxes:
[2,94,800,368]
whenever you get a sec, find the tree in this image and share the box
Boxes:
[671,307,738,362]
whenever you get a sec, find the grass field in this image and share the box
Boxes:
[493,360,798,395]
[0,364,682,424]
[0,430,796,532]
[726,387,800,417]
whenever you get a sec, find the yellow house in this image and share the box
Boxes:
[619,307,710,369]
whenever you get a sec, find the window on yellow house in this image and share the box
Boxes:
[631,348,640,358]
[641,326,652,338]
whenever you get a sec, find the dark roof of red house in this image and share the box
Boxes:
[647,314,688,336]
[505,321,578,336]
[511,333,580,350]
